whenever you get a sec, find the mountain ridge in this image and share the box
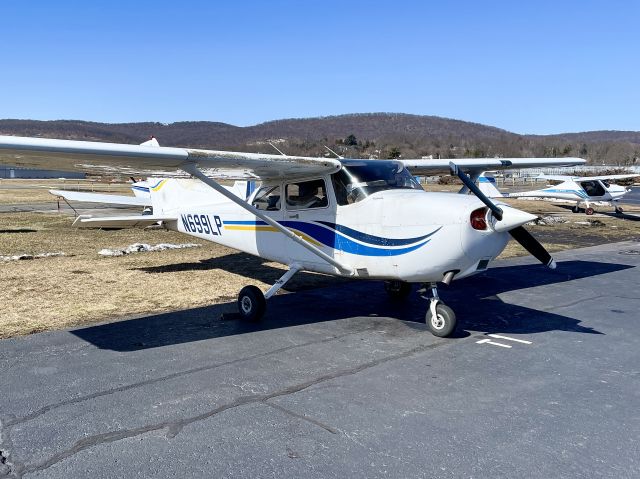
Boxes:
[1,113,638,164]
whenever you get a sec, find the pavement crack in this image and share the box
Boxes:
[0,419,24,479]
[263,402,338,434]
[5,328,374,429]
[22,338,450,475]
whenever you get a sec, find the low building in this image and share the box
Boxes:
[0,166,85,179]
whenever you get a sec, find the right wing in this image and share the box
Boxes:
[50,189,151,206]
[402,157,586,175]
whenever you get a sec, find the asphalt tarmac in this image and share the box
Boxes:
[0,241,639,478]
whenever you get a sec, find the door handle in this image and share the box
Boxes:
[288,214,299,219]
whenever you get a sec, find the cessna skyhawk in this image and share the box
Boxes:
[0,135,585,337]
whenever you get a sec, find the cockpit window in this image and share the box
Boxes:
[580,180,605,197]
[252,185,281,210]
[285,178,329,210]
[331,160,421,205]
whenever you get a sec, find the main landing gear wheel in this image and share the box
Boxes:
[572,205,580,214]
[425,303,457,338]
[615,206,624,214]
[238,285,266,322]
[384,280,412,300]
[585,207,595,216]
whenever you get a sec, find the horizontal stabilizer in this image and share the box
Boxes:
[72,214,176,228]
[50,189,151,206]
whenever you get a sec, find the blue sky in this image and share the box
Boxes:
[0,0,637,134]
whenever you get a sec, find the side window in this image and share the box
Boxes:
[252,185,281,211]
[285,178,328,210]
[580,181,605,197]
[331,171,350,206]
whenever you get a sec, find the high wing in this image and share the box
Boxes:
[538,173,639,182]
[0,135,587,179]
[50,189,151,206]
[402,158,585,175]
[0,135,341,180]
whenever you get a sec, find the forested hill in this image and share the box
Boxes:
[1,113,638,164]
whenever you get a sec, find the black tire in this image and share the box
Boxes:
[384,281,412,300]
[585,207,595,216]
[615,207,623,214]
[572,206,580,214]
[238,285,266,321]
[425,303,457,337]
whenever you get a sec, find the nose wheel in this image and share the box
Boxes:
[424,283,457,337]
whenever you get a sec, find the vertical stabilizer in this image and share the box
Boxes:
[477,172,504,198]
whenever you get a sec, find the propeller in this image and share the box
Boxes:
[450,162,556,269]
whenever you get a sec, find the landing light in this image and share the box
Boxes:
[470,207,489,231]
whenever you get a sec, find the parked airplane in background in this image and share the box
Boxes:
[0,135,584,336]
[478,172,639,215]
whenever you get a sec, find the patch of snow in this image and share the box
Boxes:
[1,252,66,262]
[527,215,568,226]
[99,243,201,257]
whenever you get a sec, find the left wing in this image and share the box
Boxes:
[0,135,341,180]
[402,158,585,175]
[50,189,151,206]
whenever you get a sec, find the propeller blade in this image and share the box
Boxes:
[449,162,556,269]
[449,162,503,220]
[509,226,556,269]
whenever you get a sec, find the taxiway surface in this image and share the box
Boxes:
[0,241,638,478]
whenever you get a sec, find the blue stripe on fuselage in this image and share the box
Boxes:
[222,220,439,256]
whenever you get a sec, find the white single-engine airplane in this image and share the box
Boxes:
[0,135,585,336]
[478,172,638,215]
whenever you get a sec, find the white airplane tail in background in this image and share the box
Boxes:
[477,172,504,198]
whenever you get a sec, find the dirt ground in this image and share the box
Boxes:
[1,180,639,338]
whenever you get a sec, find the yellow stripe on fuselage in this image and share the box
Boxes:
[151,179,168,191]
[223,225,323,247]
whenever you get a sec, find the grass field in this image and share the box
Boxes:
[1,180,639,338]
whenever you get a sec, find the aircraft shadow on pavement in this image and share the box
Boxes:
[74,259,634,351]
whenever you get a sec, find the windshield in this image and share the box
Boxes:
[331,160,422,205]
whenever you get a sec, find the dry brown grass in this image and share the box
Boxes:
[0,179,132,204]
[0,210,339,339]
[1,181,639,338]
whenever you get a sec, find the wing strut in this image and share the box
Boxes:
[181,164,354,276]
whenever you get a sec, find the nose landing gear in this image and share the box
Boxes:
[423,282,457,337]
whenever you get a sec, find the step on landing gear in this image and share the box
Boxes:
[237,264,301,321]
[423,282,457,337]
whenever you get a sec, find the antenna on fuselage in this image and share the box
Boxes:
[323,145,344,159]
[268,142,287,156]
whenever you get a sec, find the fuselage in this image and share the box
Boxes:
[510,179,629,203]
[151,160,515,283]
